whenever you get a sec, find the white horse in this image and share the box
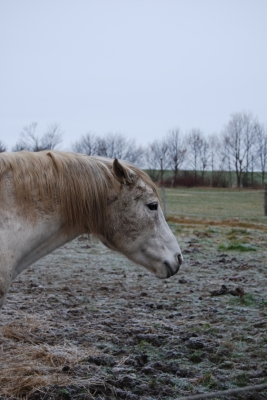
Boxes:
[0,151,182,309]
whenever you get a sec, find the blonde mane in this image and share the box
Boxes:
[0,151,158,235]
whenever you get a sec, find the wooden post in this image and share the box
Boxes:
[264,184,267,216]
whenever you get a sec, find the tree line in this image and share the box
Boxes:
[146,111,267,188]
[1,111,266,188]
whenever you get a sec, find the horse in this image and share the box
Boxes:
[0,151,182,309]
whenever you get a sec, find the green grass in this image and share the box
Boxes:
[199,373,219,389]
[218,243,257,252]
[229,293,267,308]
[232,372,249,387]
[189,350,204,363]
[160,187,267,224]
[226,228,248,235]
[229,293,256,307]
[58,389,70,397]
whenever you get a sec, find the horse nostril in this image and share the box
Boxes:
[177,253,183,266]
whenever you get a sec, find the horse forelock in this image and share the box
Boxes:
[0,151,158,235]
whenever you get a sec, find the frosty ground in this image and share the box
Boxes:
[0,219,267,399]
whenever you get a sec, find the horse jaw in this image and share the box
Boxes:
[99,223,182,279]
[122,221,183,279]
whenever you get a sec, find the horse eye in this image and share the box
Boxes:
[147,202,158,211]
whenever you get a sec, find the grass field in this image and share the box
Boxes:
[160,187,267,224]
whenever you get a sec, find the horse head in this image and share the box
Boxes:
[98,158,183,279]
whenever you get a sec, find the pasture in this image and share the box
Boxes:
[161,187,266,222]
[1,188,267,399]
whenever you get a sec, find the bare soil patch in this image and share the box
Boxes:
[1,222,267,399]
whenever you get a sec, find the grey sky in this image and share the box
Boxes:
[1,0,267,151]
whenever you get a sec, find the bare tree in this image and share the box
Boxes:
[0,140,7,152]
[95,137,108,157]
[146,138,169,182]
[98,133,124,159]
[73,132,144,165]
[256,123,267,186]
[42,123,63,150]
[199,136,210,182]
[13,122,62,152]
[187,129,204,181]
[166,129,187,180]
[208,133,219,186]
[243,114,257,186]
[73,132,97,155]
[13,122,39,151]
[99,133,144,165]
[222,112,258,187]
[121,141,144,165]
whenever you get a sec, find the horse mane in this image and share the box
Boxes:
[0,151,158,235]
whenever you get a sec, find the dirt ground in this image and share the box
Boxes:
[0,221,267,400]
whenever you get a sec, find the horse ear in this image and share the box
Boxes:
[113,158,132,184]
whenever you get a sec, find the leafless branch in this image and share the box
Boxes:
[0,140,7,152]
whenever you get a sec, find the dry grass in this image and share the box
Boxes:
[0,316,98,397]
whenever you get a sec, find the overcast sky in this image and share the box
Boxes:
[1,0,266,151]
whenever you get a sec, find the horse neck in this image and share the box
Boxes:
[2,210,78,281]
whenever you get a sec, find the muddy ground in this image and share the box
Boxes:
[0,221,267,399]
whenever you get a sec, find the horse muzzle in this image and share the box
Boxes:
[162,252,183,278]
